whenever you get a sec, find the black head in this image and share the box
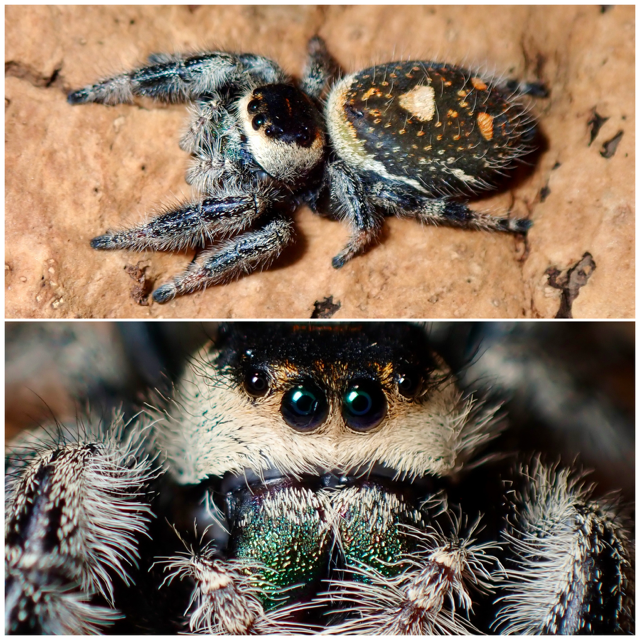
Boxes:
[240,84,325,183]
[246,84,321,147]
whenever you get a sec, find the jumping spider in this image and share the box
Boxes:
[68,37,543,303]
[5,323,633,634]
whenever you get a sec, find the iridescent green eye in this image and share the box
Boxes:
[281,381,328,432]
[342,379,387,431]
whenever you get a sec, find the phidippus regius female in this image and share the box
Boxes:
[5,323,634,634]
[68,37,544,303]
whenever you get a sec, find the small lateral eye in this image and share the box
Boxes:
[281,380,328,432]
[265,124,283,138]
[252,114,266,130]
[296,126,311,145]
[342,379,387,432]
[244,369,270,397]
[396,367,421,398]
[247,99,260,113]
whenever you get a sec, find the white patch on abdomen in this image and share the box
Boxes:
[398,85,436,122]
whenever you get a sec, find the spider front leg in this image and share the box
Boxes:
[323,521,498,634]
[67,51,286,105]
[151,212,294,303]
[5,418,157,634]
[495,461,634,634]
[321,160,384,269]
[371,182,532,234]
[91,189,276,253]
[160,540,314,634]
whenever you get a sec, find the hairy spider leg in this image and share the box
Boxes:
[323,161,385,269]
[67,51,287,106]
[152,213,294,303]
[90,192,276,254]
[5,422,156,634]
[371,183,532,233]
[494,463,632,634]
[299,36,341,100]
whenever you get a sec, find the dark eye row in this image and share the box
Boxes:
[244,370,421,432]
[248,97,312,145]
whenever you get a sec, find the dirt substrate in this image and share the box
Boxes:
[5,5,634,318]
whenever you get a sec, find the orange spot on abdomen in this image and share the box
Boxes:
[471,77,488,91]
[477,112,494,140]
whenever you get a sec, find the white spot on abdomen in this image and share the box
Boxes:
[450,167,479,184]
[399,85,436,122]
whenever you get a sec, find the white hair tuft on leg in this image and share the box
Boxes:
[494,460,633,634]
[5,414,159,633]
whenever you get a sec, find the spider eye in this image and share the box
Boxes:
[244,369,270,397]
[342,379,387,431]
[281,381,328,432]
[247,99,260,113]
[252,114,266,130]
[265,124,283,138]
[396,366,421,398]
[296,126,311,146]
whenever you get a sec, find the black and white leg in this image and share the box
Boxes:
[495,461,634,634]
[90,188,278,253]
[160,540,310,634]
[5,419,157,634]
[371,183,532,233]
[152,213,294,303]
[300,36,341,100]
[183,142,230,193]
[323,161,385,268]
[179,93,227,156]
[181,99,250,194]
[322,522,497,634]
[68,51,287,105]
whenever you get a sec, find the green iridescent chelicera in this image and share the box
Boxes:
[230,483,331,609]
[336,483,424,580]
[230,479,425,609]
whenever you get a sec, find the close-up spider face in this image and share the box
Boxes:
[5,322,634,634]
[68,36,539,304]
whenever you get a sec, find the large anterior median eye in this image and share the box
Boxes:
[342,379,387,431]
[281,381,328,431]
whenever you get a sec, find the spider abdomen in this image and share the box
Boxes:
[326,61,534,196]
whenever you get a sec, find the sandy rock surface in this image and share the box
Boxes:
[5,6,634,318]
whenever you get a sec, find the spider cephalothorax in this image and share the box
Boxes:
[5,323,633,634]
[68,38,544,303]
